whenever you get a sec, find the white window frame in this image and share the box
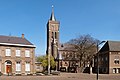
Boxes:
[16,50,21,57]
[116,68,119,73]
[16,62,21,72]
[25,50,30,57]
[114,59,119,64]
[25,62,30,72]
[6,49,11,56]
[113,68,115,73]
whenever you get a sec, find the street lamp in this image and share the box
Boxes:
[48,46,51,75]
[96,41,106,80]
[59,50,62,70]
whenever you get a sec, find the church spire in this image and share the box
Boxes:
[50,5,56,21]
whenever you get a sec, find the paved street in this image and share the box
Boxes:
[0,73,120,80]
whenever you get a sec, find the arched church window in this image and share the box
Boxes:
[52,32,54,38]
[55,32,57,39]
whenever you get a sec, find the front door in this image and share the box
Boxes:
[5,60,12,74]
[6,65,11,73]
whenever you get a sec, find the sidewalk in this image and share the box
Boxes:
[0,73,120,80]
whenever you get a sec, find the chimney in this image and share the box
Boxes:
[22,34,24,38]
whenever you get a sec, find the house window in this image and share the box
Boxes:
[6,49,11,56]
[25,62,30,72]
[113,68,116,73]
[105,56,108,61]
[114,59,119,64]
[16,50,20,57]
[25,50,30,57]
[16,62,21,72]
[116,68,119,73]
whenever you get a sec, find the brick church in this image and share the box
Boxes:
[46,6,79,72]
[46,6,59,60]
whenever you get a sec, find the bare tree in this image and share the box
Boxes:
[67,34,100,72]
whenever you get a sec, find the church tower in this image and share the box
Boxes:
[46,6,60,59]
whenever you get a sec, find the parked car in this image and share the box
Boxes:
[60,67,66,72]
[51,71,60,75]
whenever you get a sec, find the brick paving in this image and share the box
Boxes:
[0,73,120,80]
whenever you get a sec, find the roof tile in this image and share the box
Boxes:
[0,35,33,46]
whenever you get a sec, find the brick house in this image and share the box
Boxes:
[95,41,120,74]
[0,34,35,75]
[58,44,79,72]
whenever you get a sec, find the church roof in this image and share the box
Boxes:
[108,41,120,51]
[59,43,76,51]
[0,35,35,48]
[50,5,56,21]
[100,41,120,52]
